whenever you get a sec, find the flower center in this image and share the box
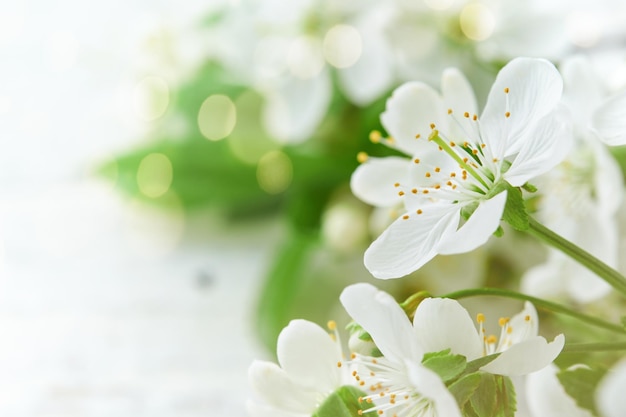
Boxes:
[476,312,532,355]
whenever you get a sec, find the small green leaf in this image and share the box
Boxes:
[313,386,371,417]
[522,182,538,192]
[495,375,516,417]
[502,184,529,231]
[557,365,607,416]
[448,372,481,408]
[469,373,497,417]
[422,349,467,383]
[463,353,500,375]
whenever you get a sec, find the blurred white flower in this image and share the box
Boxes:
[247,319,349,417]
[597,358,626,417]
[351,57,570,279]
[228,0,396,143]
[341,283,564,378]
[522,56,625,302]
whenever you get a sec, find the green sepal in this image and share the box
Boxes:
[422,349,468,383]
[312,386,371,417]
[449,372,481,408]
[557,365,608,416]
[521,182,538,193]
[493,225,504,237]
[501,183,529,231]
[462,353,500,375]
[466,374,516,417]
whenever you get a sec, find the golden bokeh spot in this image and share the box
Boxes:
[257,150,293,194]
[198,94,237,141]
[137,153,173,198]
[460,3,496,41]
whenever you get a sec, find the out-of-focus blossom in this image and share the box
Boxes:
[247,319,349,417]
[522,56,625,302]
[351,57,570,279]
[524,365,593,417]
[597,358,626,417]
[387,0,569,86]
[224,0,396,143]
[341,283,564,378]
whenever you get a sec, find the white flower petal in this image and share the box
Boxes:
[560,55,604,127]
[597,359,626,417]
[412,298,483,361]
[277,320,341,393]
[481,334,565,376]
[592,92,626,145]
[350,157,410,207]
[364,204,460,279]
[262,69,332,144]
[481,57,563,159]
[504,109,571,187]
[438,191,507,255]
[506,301,538,345]
[441,67,478,116]
[525,364,593,417]
[405,360,463,417]
[381,81,446,155]
[248,360,319,413]
[340,283,422,363]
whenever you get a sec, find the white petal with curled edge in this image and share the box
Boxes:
[438,191,507,255]
[481,334,565,376]
[276,320,341,393]
[248,360,319,413]
[412,298,483,361]
[597,358,626,417]
[405,360,463,417]
[262,69,332,144]
[504,109,571,187]
[480,57,563,159]
[364,204,460,279]
[592,92,626,146]
[340,283,422,364]
[380,81,446,156]
[506,301,538,345]
[350,156,410,207]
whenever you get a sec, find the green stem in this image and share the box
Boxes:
[527,217,626,298]
[442,287,625,334]
[562,342,626,353]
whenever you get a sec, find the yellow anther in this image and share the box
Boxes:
[450,141,456,147]
[472,149,478,155]
[372,359,378,364]
[327,320,337,330]
[507,327,513,334]
[369,130,382,143]
[352,370,358,376]
[450,172,456,177]
[464,112,470,118]
[505,111,511,118]
[486,335,497,344]
[394,182,400,187]
[416,209,423,214]
[434,167,441,172]
[366,398,373,404]
[398,191,405,196]
[414,158,420,164]
[434,184,441,189]
[351,353,357,359]
[370,372,375,376]
[438,146,443,151]
[411,188,418,194]
[447,181,453,186]
[525,315,531,322]
[380,392,385,397]
[359,381,365,386]
[481,143,486,148]
[498,317,509,327]
[387,136,395,144]
[504,87,510,93]
[402,214,409,220]
[378,411,383,415]
[423,189,429,194]
[425,172,431,178]
[337,361,342,368]
[415,133,421,139]
[463,158,468,163]
[448,108,453,114]
[357,152,368,163]
[430,123,436,129]
[358,410,363,416]
[477,313,485,323]
[358,397,363,403]
[463,141,469,147]
[473,114,478,121]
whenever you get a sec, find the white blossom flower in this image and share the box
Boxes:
[351,57,570,278]
[340,283,564,379]
[247,319,349,417]
[521,56,624,302]
[597,358,626,417]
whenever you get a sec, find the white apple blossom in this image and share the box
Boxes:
[247,319,349,417]
[522,56,625,302]
[524,365,593,417]
[341,283,564,379]
[351,57,570,279]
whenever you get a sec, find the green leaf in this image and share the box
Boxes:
[448,372,481,408]
[313,386,371,417]
[501,184,529,231]
[521,182,538,192]
[422,349,467,383]
[466,373,517,417]
[557,365,607,416]
[463,353,500,375]
[621,316,626,331]
[255,232,318,352]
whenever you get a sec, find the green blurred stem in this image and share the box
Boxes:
[562,342,626,352]
[527,217,626,298]
[442,288,625,334]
